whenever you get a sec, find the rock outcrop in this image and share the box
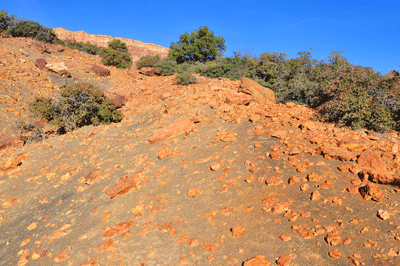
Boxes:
[54,27,169,63]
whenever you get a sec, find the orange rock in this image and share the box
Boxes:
[97,239,116,253]
[231,225,246,237]
[288,175,299,185]
[329,250,341,258]
[279,234,292,242]
[1,157,21,171]
[243,255,271,266]
[310,190,321,201]
[159,221,172,232]
[107,171,143,199]
[265,177,283,186]
[188,238,200,247]
[179,257,191,265]
[148,117,193,144]
[239,77,275,105]
[326,233,341,246]
[177,234,189,243]
[317,146,356,161]
[276,255,292,266]
[79,168,103,185]
[272,203,289,214]
[359,183,384,202]
[2,197,19,208]
[357,149,387,172]
[187,188,202,198]
[156,146,169,159]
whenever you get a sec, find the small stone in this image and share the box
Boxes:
[300,183,310,191]
[210,162,221,171]
[307,172,321,182]
[231,225,246,237]
[377,210,390,220]
[310,190,321,201]
[288,175,299,185]
[188,238,200,247]
[265,177,283,186]
[279,234,292,241]
[329,250,341,258]
[276,255,292,266]
[187,188,202,198]
[1,157,21,171]
[156,146,169,160]
[243,255,271,266]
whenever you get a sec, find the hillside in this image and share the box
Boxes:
[53,28,169,62]
[1,36,400,266]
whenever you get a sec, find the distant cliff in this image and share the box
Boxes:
[53,27,169,62]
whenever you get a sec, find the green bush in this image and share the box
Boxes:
[169,26,226,63]
[174,71,197,86]
[136,54,160,70]
[108,39,128,53]
[99,47,131,69]
[0,10,15,32]
[67,42,100,55]
[28,83,123,133]
[7,19,60,43]
[155,58,177,76]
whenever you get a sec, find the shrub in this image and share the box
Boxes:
[28,83,123,133]
[136,54,160,70]
[169,26,226,63]
[155,57,177,76]
[0,10,15,32]
[174,71,197,86]
[14,121,46,144]
[99,47,131,69]
[108,39,128,53]
[7,19,60,43]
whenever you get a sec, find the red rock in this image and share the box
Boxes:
[188,238,200,247]
[317,146,356,161]
[159,221,172,232]
[97,239,116,253]
[261,197,276,206]
[1,157,21,171]
[79,168,103,185]
[2,197,18,208]
[243,255,271,266]
[148,117,193,144]
[307,172,321,182]
[139,67,157,76]
[156,146,169,160]
[91,65,110,76]
[347,185,359,194]
[325,233,341,246]
[220,130,237,142]
[203,244,218,252]
[177,234,189,243]
[367,169,399,185]
[377,210,390,220]
[179,257,191,265]
[272,203,289,214]
[265,177,283,186]
[107,171,143,199]
[269,151,280,159]
[239,77,275,104]
[276,255,292,266]
[231,225,246,237]
[329,250,341,258]
[359,183,384,202]
[225,92,252,105]
[279,234,292,242]
[310,190,321,201]
[35,58,47,70]
[187,188,202,198]
[357,149,387,172]
[104,92,127,108]
[289,147,301,155]
[270,130,286,139]
[288,175,300,185]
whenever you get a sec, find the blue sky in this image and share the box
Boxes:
[2,0,399,74]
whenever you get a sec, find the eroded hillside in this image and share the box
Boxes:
[1,37,400,266]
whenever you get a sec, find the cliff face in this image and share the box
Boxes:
[53,27,169,62]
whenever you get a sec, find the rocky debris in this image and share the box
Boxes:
[276,255,292,266]
[239,77,275,105]
[148,117,193,144]
[35,58,47,70]
[45,61,72,77]
[225,92,252,105]
[156,146,169,160]
[357,149,387,172]
[91,65,110,76]
[104,92,127,108]
[359,183,384,201]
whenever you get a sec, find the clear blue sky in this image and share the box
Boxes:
[2,0,399,74]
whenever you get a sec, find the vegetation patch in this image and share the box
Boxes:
[28,83,123,134]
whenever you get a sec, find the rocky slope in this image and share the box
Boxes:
[53,28,169,62]
[1,36,400,266]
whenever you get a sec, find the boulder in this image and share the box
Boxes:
[91,65,110,77]
[225,92,252,105]
[359,183,384,201]
[357,149,387,172]
[148,117,194,144]
[239,77,275,105]
[139,67,156,76]
[35,58,47,70]
[45,62,72,77]
[243,256,271,266]
[316,146,357,161]
[104,92,127,108]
